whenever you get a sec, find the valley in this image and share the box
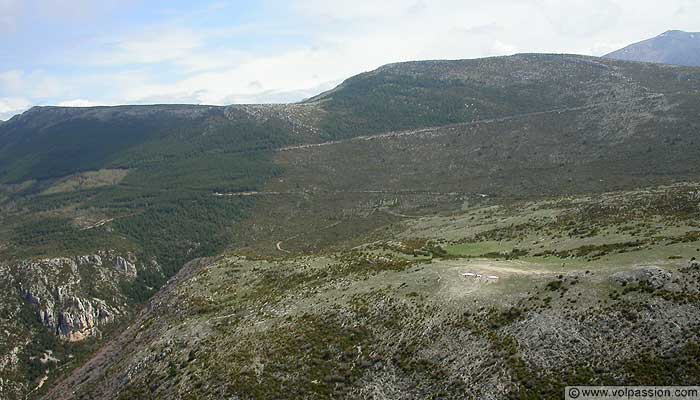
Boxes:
[1,53,700,399]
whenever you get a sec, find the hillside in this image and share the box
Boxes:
[605,30,700,67]
[43,184,700,399]
[1,53,700,398]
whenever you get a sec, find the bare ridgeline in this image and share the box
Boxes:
[2,49,700,399]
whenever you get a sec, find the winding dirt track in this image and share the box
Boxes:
[276,241,290,253]
[214,189,483,197]
[275,221,342,253]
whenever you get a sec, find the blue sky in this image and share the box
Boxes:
[1,0,699,120]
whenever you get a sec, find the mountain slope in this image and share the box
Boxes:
[308,54,657,138]
[604,30,700,67]
[1,53,700,398]
[42,184,700,399]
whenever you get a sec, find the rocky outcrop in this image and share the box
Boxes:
[21,288,56,329]
[21,287,115,342]
[113,256,137,278]
[15,252,146,341]
[56,296,114,342]
[77,254,102,266]
[610,266,672,289]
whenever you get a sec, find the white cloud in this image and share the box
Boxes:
[221,80,340,104]
[94,27,206,66]
[0,97,31,120]
[56,99,103,107]
[291,0,426,21]
[0,69,67,99]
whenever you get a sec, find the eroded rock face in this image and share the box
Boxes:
[15,252,147,342]
[21,287,115,342]
[114,256,137,278]
[56,296,114,342]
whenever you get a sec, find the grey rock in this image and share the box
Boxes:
[77,254,103,266]
[610,266,671,289]
[56,296,113,342]
[16,252,137,341]
[114,256,137,278]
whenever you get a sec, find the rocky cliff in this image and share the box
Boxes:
[0,251,161,399]
[14,252,144,341]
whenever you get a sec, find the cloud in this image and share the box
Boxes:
[291,0,426,21]
[536,0,622,37]
[0,97,31,120]
[220,80,340,104]
[0,69,67,99]
[56,99,102,107]
[114,49,343,105]
[94,27,206,66]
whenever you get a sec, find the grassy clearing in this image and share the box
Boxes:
[41,169,130,195]
[445,240,508,257]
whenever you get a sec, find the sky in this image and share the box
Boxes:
[0,0,699,120]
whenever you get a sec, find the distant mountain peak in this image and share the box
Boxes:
[661,29,688,35]
[604,30,700,67]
